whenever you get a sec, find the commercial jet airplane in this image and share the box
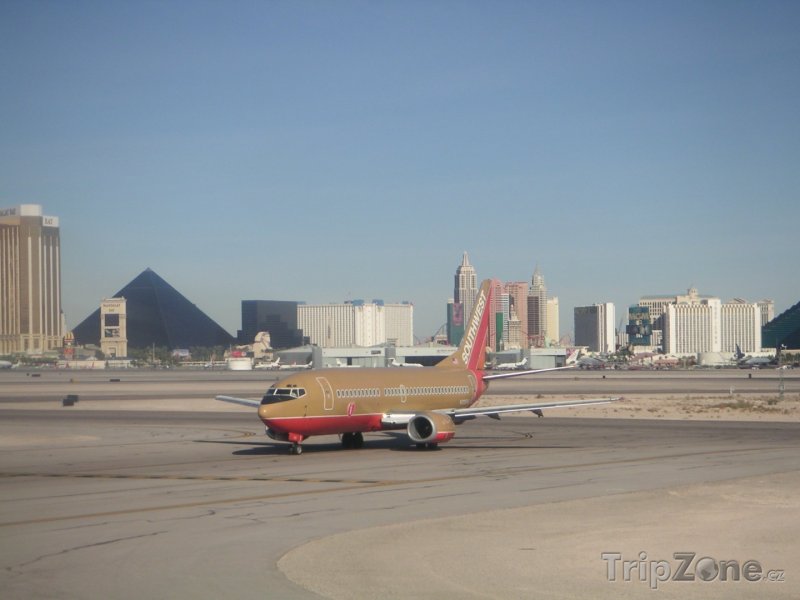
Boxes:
[494,357,527,370]
[0,360,14,369]
[254,357,281,370]
[217,280,617,454]
[389,358,423,368]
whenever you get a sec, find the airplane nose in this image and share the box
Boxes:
[258,404,273,422]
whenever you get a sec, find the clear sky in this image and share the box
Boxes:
[2,1,798,341]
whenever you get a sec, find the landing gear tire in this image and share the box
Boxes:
[353,432,364,449]
[415,442,438,450]
[289,443,303,455]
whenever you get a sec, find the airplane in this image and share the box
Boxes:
[494,357,527,370]
[254,357,281,370]
[734,344,777,369]
[278,360,313,370]
[389,357,423,368]
[333,359,362,368]
[0,360,14,369]
[217,280,617,455]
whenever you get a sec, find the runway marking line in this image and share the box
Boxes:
[0,444,792,528]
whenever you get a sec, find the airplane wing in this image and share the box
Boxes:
[482,365,576,381]
[216,395,261,408]
[436,397,618,422]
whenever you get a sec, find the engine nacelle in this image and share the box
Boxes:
[407,412,456,444]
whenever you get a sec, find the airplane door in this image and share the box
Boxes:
[399,384,407,404]
[317,377,335,411]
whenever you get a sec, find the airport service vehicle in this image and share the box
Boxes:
[218,280,616,454]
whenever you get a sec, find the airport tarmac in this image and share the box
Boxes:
[0,370,798,599]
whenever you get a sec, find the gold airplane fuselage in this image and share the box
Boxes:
[257,366,486,442]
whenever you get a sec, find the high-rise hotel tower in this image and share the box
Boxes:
[0,205,62,354]
[454,252,478,322]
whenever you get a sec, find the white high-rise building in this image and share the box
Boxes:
[0,204,62,354]
[298,303,355,347]
[546,297,559,346]
[721,301,761,353]
[757,299,775,327]
[384,303,414,346]
[353,303,384,347]
[298,301,413,348]
[664,290,722,354]
[574,303,615,353]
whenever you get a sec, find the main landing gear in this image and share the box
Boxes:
[289,443,303,455]
[341,432,364,449]
[415,442,439,450]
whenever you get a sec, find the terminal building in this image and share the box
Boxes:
[0,204,62,354]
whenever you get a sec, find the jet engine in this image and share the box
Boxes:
[407,412,456,444]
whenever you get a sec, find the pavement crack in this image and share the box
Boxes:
[8,531,166,573]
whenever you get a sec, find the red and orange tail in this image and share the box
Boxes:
[439,279,493,371]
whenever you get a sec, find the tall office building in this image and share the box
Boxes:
[527,265,547,346]
[0,204,62,354]
[574,303,615,353]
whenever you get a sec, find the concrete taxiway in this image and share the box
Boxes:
[0,370,798,599]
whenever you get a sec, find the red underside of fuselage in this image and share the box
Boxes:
[261,414,386,437]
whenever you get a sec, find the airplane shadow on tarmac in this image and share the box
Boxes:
[195,433,579,455]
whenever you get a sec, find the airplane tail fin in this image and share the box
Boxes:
[439,279,493,371]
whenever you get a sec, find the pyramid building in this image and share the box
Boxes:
[72,268,235,349]
[762,300,800,350]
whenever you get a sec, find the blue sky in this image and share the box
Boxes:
[2,1,798,341]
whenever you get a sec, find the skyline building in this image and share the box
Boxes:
[488,279,505,351]
[574,303,616,353]
[0,204,62,354]
[757,299,775,327]
[298,300,413,348]
[72,268,234,349]
[720,300,761,354]
[664,293,722,355]
[239,300,305,349]
[546,296,559,346]
[100,297,128,358]
[504,281,529,344]
[454,252,477,331]
[527,265,547,347]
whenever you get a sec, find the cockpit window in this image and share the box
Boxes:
[260,386,306,405]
